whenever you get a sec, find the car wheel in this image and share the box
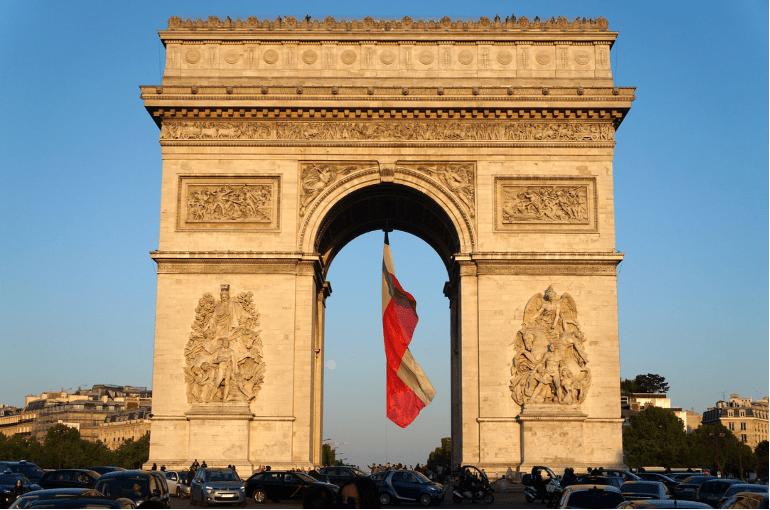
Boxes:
[253,488,267,504]
[483,492,495,504]
[525,493,534,504]
[176,487,181,498]
[379,492,392,506]
[419,493,432,506]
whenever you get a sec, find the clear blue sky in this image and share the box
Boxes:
[1,1,767,470]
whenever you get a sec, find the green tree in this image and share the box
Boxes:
[623,406,686,468]
[686,424,752,478]
[114,434,149,469]
[425,437,451,471]
[634,374,670,393]
[755,440,768,479]
[620,378,640,394]
[321,443,338,467]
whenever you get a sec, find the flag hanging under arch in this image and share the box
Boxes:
[381,232,436,428]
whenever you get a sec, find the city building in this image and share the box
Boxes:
[621,393,702,433]
[702,394,769,449]
[96,407,152,450]
[0,385,152,444]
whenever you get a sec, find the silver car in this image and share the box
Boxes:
[189,468,245,506]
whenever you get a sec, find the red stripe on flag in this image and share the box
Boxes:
[386,369,427,428]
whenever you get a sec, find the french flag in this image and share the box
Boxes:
[381,231,436,428]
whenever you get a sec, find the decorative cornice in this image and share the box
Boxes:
[165,15,611,34]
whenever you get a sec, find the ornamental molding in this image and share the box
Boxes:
[475,261,617,276]
[165,15,611,33]
[160,120,615,144]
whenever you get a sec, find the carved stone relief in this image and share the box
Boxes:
[184,285,266,404]
[160,120,615,143]
[510,286,591,406]
[403,162,476,218]
[494,177,597,233]
[298,162,367,216]
[177,175,280,231]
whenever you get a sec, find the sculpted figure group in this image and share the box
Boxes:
[502,186,588,223]
[510,286,591,406]
[187,184,272,222]
[184,285,266,404]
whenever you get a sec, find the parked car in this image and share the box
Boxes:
[318,466,369,486]
[189,467,245,506]
[9,488,104,509]
[161,471,182,497]
[37,469,100,490]
[557,484,625,508]
[673,475,716,501]
[718,484,769,507]
[93,469,170,508]
[244,470,336,504]
[25,496,137,508]
[0,462,45,484]
[604,470,642,482]
[616,499,712,508]
[620,481,671,500]
[88,467,127,476]
[377,469,445,506]
[635,473,679,492]
[369,471,389,487]
[1,473,42,507]
[696,478,745,507]
[720,491,769,509]
[576,475,625,488]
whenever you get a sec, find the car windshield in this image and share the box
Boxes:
[622,482,659,494]
[413,472,432,483]
[94,476,149,498]
[726,485,768,496]
[206,470,239,482]
[294,473,318,483]
[18,465,44,479]
[1,473,29,484]
[347,468,365,476]
[568,490,625,508]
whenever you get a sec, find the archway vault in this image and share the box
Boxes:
[300,164,475,277]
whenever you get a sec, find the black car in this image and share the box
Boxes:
[603,470,642,483]
[93,470,170,508]
[619,481,670,500]
[89,467,127,476]
[672,475,715,501]
[377,469,445,506]
[37,469,100,490]
[718,484,769,507]
[576,475,625,488]
[557,484,625,508]
[635,473,679,492]
[244,470,337,504]
[9,488,104,509]
[25,497,137,508]
[0,463,46,484]
[1,473,42,507]
[695,478,745,507]
[318,466,368,486]
[720,491,770,509]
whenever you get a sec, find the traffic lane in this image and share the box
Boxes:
[169,490,540,508]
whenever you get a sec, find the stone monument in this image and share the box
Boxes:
[141,14,634,475]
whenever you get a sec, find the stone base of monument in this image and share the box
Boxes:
[517,404,587,472]
[184,402,253,471]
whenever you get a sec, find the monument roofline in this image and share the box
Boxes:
[161,15,616,46]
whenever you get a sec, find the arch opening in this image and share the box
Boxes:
[314,183,463,277]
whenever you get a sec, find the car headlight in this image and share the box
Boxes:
[206,488,214,493]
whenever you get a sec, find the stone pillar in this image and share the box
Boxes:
[311,282,332,466]
[457,259,480,465]
[293,260,319,467]
[444,280,461,468]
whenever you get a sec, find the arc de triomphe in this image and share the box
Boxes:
[141,15,634,475]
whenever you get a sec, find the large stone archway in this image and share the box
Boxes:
[142,14,634,475]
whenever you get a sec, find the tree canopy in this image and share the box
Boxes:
[621,373,670,394]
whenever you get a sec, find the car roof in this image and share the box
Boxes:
[96,470,154,478]
[621,499,712,508]
[566,484,622,492]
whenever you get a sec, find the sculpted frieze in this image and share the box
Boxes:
[160,120,614,143]
[299,162,369,216]
[404,163,475,217]
[177,175,280,231]
[184,285,266,404]
[510,286,591,406]
[494,177,597,232]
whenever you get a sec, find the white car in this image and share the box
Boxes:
[162,471,184,497]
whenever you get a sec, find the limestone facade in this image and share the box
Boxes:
[703,395,769,450]
[142,15,634,475]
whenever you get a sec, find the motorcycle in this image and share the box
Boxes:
[451,465,495,504]
[522,466,562,507]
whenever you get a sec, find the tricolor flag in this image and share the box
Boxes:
[382,232,436,428]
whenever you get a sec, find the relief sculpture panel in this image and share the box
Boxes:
[161,120,615,143]
[401,162,476,218]
[494,177,597,233]
[177,175,280,231]
[298,162,374,216]
[510,286,591,406]
[184,285,266,404]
